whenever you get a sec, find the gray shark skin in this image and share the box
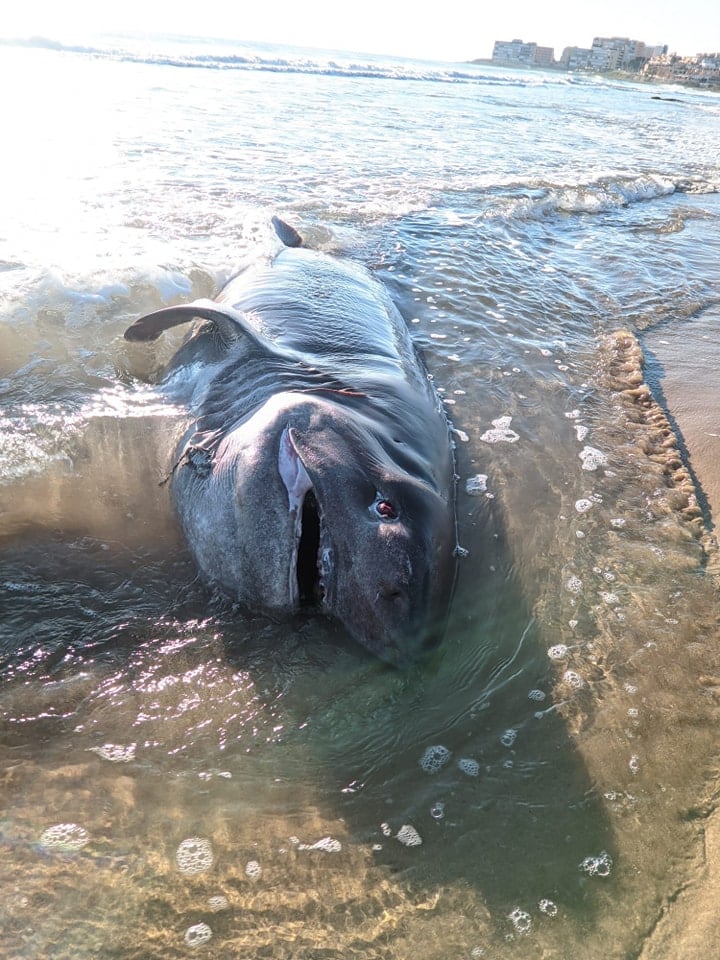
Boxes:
[124,219,456,664]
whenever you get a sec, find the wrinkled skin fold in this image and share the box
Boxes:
[125,224,457,664]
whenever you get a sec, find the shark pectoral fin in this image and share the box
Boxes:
[124,300,232,342]
[124,299,277,357]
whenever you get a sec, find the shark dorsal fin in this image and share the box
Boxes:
[271,216,303,248]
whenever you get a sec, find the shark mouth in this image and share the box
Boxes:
[297,488,324,606]
[279,426,328,610]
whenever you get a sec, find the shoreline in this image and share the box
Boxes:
[468,58,720,93]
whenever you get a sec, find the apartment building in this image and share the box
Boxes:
[492,39,555,67]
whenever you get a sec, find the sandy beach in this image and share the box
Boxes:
[640,310,720,958]
[644,310,720,533]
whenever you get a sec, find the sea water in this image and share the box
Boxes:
[1,33,720,959]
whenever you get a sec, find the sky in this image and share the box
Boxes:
[1,0,718,62]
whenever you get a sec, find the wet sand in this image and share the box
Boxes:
[644,311,720,532]
[641,311,720,959]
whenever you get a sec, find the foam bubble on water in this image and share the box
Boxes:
[610,518,627,528]
[629,754,640,775]
[566,576,583,594]
[565,409,581,420]
[396,824,423,847]
[579,445,608,471]
[562,670,585,689]
[539,898,558,916]
[380,823,392,837]
[39,823,90,851]
[465,474,488,495]
[580,851,613,877]
[298,837,342,853]
[575,498,593,514]
[576,530,586,539]
[528,689,546,702]
[500,729,517,748]
[470,948,485,958]
[453,428,470,443]
[207,896,228,912]
[508,907,532,935]
[430,801,445,820]
[419,744,451,774]
[548,644,569,660]
[480,416,520,444]
[176,838,214,876]
[575,425,589,442]
[245,860,262,880]
[88,742,136,763]
[600,591,620,605]
[184,922,212,948]
[457,757,480,777]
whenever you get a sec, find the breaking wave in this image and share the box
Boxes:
[481,172,719,220]
[1,34,576,87]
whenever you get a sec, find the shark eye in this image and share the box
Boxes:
[374,499,398,521]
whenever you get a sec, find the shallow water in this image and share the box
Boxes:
[1,33,720,958]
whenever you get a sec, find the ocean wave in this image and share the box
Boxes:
[481,173,719,220]
[0,34,571,87]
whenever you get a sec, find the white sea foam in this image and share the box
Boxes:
[184,923,212,948]
[580,446,609,471]
[562,670,585,689]
[580,850,613,877]
[480,416,520,444]
[207,896,229,912]
[298,837,342,853]
[575,425,589,442]
[176,837,214,875]
[508,907,532,935]
[39,823,90,851]
[457,757,480,777]
[396,824,423,847]
[486,173,679,222]
[419,744,451,773]
[88,742,136,763]
[548,644,569,659]
[465,474,489,495]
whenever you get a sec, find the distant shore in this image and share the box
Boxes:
[468,58,720,93]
